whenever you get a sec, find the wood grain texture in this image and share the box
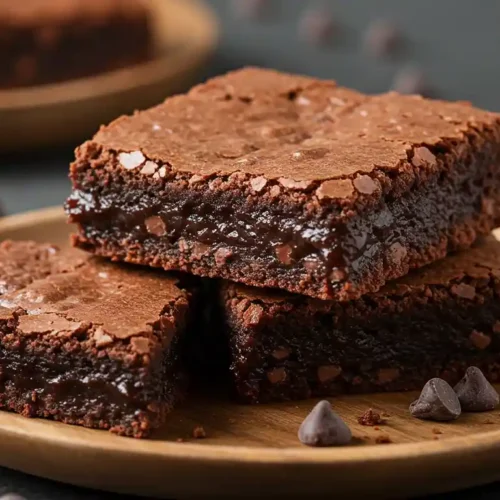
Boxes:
[0,0,218,151]
[2,208,500,498]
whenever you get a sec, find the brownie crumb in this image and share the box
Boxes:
[192,426,207,439]
[381,412,391,418]
[375,435,392,444]
[432,427,443,435]
[373,426,380,431]
[176,437,184,443]
[357,408,384,426]
[433,436,439,440]
[484,419,495,424]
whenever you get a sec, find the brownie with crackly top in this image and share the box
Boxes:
[67,67,500,300]
[0,0,152,88]
[221,236,500,403]
[0,241,191,438]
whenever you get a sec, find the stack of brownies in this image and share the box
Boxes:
[3,68,500,438]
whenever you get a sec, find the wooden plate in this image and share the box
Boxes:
[2,208,500,499]
[0,0,218,151]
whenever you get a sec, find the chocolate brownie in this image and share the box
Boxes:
[0,0,152,88]
[221,236,500,403]
[0,241,191,438]
[67,67,500,300]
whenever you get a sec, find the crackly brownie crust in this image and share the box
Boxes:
[0,241,190,438]
[222,236,500,403]
[67,67,500,300]
[0,0,152,88]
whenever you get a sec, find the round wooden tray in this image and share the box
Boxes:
[0,0,218,151]
[2,208,500,499]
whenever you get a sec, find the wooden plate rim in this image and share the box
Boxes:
[0,0,219,109]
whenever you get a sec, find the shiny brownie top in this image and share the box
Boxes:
[89,67,500,204]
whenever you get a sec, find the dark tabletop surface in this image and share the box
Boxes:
[2,1,500,498]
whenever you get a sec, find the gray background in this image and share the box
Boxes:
[1,0,500,498]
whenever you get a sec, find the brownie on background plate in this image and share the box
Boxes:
[67,67,500,300]
[0,241,193,438]
[0,0,152,88]
[221,236,500,403]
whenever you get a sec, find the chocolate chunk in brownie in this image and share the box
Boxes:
[0,240,192,438]
[0,0,152,88]
[219,236,500,403]
[67,67,500,300]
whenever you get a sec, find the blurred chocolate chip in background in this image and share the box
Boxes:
[231,0,272,21]
[363,18,402,58]
[392,64,434,97]
[298,5,338,46]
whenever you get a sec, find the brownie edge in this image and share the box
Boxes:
[0,241,192,438]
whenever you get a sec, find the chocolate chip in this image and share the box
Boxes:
[298,8,336,46]
[454,367,499,412]
[410,378,461,421]
[298,400,352,447]
[267,367,287,384]
[317,365,342,383]
[469,330,492,350]
[145,216,167,237]
[363,19,401,58]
